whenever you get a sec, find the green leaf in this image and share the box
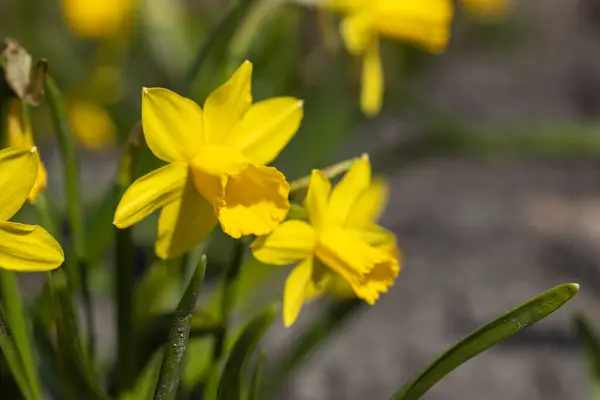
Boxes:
[119,350,163,400]
[574,315,600,400]
[249,350,267,400]
[217,305,277,400]
[154,255,207,400]
[0,303,34,400]
[49,270,108,400]
[392,283,579,400]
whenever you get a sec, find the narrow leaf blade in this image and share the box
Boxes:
[216,305,277,400]
[0,304,34,400]
[393,283,579,400]
[154,255,207,400]
[574,315,600,400]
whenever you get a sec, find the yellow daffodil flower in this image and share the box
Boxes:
[114,61,304,259]
[462,0,508,19]
[251,155,401,326]
[0,147,64,271]
[62,0,133,38]
[5,101,47,203]
[327,0,453,116]
[68,101,117,150]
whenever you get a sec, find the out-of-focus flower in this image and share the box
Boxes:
[114,61,304,259]
[0,147,64,271]
[461,0,508,19]
[68,101,117,150]
[326,0,453,116]
[61,0,133,38]
[5,100,47,203]
[251,155,402,326]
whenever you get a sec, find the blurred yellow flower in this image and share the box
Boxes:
[328,0,453,116]
[114,61,304,259]
[68,101,117,150]
[252,155,402,326]
[62,0,133,38]
[5,101,47,203]
[0,147,64,271]
[462,0,508,18]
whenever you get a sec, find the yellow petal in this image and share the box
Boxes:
[203,61,253,144]
[142,87,203,162]
[251,220,316,265]
[361,38,383,117]
[304,170,331,229]
[374,0,452,53]
[348,177,389,225]
[28,162,47,203]
[61,0,133,38]
[351,223,395,246]
[340,11,374,55]
[190,146,290,239]
[6,100,33,148]
[228,97,303,165]
[0,147,38,221]
[315,226,398,304]
[329,154,371,225]
[114,162,188,228]
[0,221,64,271]
[283,257,313,327]
[156,181,217,259]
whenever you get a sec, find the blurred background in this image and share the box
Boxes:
[1,0,599,399]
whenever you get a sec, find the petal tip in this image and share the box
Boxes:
[30,146,37,154]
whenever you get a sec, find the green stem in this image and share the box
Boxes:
[212,240,246,364]
[0,303,34,400]
[45,75,95,358]
[115,125,143,392]
[0,272,40,400]
[154,256,207,400]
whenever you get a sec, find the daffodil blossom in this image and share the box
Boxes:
[327,0,453,116]
[0,147,63,271]
[6,100,47,203]
[251,155,401,326]
[114,61,304,259]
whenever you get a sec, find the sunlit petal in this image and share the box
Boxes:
[190,146,290,239]
[142,87,203,162]
[316,226,397,304]
[374,0,452,53]
[114,162,188,228]
[28,162,47,203]
[228,97,303,165]
[329,154,371,224]
[203,61,253,144]
[251,220,316,265]
[361,38,383,117]
[0,147,38,221]
[347,177,389,225]
[350,223,395,246]
[155,181,217,259]
[304,170,331,229]
[0,221,64,271]
[283,257,313,327]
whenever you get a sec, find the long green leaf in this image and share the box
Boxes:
[574,315,600,400]
[217,305,277,400]
[0,271,40,399]
[45,75,95,357]
[392,283,579,400]
[49,270,108,400]
[0,304,34,400]
[249,350,267,400]
[119,350,163,400]
[154,255,207,400]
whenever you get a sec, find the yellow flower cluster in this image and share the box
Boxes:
[112,61,402,325]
